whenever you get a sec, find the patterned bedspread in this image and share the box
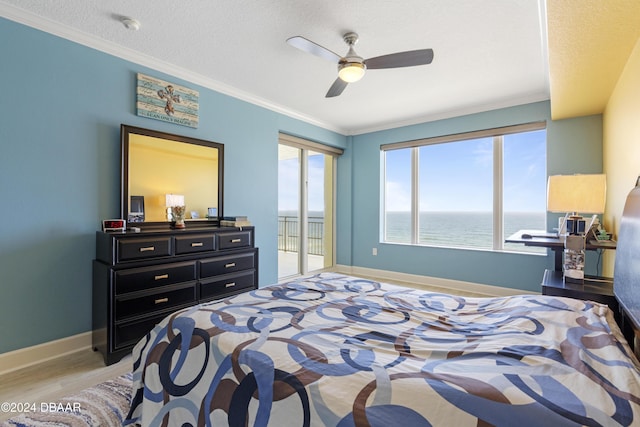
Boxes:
[125,273,640,426]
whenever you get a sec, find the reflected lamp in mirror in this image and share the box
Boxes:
[547,174,606,282]
[166,194,186,229]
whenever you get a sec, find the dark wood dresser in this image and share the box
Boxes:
[92,226,258,365]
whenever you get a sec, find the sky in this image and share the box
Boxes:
[278,152,325,213]
[277,129,546,215]
[385,130,547,212]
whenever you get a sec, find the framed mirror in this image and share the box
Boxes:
[121,124,224,227]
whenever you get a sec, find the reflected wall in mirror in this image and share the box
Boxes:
[121,125,224,226]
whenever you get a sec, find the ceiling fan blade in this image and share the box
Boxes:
[286,36,341,63]
[365,48,434,69]
[326,78,348,98]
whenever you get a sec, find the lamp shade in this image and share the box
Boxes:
[547,174,606,214]
[165,194,185,207]
[338,62,365,82]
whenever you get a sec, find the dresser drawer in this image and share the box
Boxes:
[115,282,197,320]
[175,234,216,255]
[115,261,196,293]
[217,231,252,250]
[199,252,255,278]
[117,237,172,262]
[200,270,255,301]
[113,311,171,350]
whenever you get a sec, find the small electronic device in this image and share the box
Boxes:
[129,195,145,223]
[566,218,586,235]
[102,219,126,232]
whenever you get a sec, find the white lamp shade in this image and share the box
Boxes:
[547,174,606,214]
[165,194,185,207]
[338,62,365,83]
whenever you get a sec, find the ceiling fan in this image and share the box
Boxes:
[287,32,434,98]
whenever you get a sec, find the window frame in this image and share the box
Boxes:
[381,121,547,251]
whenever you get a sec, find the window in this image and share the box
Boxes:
[382,122,546,252]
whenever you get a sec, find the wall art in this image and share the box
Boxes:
[136,73,199,128]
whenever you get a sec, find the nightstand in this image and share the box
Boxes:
[541,269,618,318]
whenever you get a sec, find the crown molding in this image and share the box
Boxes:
[0,4,347,135]
[1,3,550,138]
[350,92,550,136]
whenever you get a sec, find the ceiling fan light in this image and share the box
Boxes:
[338,62,365,82]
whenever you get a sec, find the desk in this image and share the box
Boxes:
[505,229,616,271]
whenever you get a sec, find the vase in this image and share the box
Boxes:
[171,205,186,229]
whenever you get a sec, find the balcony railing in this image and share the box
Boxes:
[278,216,324,255]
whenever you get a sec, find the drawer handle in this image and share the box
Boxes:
[154,297,169,304]
[225,282,236,288]
[140,246,155,252]
[225,262,236,268]
[154,274,169,280]
[191,242,204,247]
[230,239,242,243]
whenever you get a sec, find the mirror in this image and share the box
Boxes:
[121,124,224,227]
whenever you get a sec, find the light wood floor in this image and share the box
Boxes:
[0,349,131,422]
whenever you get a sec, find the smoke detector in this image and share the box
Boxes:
[121,17,141,31]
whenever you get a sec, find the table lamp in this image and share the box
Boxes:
[166,194,186,228]
[547,174,606,281]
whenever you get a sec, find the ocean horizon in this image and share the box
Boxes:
[385,211,545,251]
[279,210,546,252]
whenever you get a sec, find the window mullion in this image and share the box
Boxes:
[493,136,504,250]
[411,147,419,244]
[300,149,309,274]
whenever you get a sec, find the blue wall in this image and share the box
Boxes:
[344,103,603,291]
[0,18,347,354]
[0,17,604,355]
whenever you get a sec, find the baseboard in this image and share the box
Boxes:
[0,332,92,376]
[0,270,532,375]
[334,265,536,297]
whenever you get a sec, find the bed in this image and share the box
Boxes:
[125,186,640,427]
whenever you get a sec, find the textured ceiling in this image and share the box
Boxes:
[0,0,550,135]
[547,0,640,120]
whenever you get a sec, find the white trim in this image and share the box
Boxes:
[0,332,92,376]
[0,268,535,376]
[0,3,550,137]
[536,0,551,96]
[334,264,537,297]
[355,94,550,136]
[493,136,504,249]
[300,149,309,274]
[0,4,343,135]
[410,148,420,244]
[380,121,547,151]
[279,133,344,156]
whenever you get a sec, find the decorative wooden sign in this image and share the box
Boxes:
[136,73,199,128]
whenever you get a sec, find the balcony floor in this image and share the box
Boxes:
[278,250,326,279]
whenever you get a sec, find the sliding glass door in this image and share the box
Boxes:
[278,136,339,280]
[278,144,301,278]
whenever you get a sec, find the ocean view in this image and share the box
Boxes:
[385,211,545,251]
[279,211,546,253]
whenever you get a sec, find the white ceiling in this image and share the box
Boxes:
[0,0,550,135]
